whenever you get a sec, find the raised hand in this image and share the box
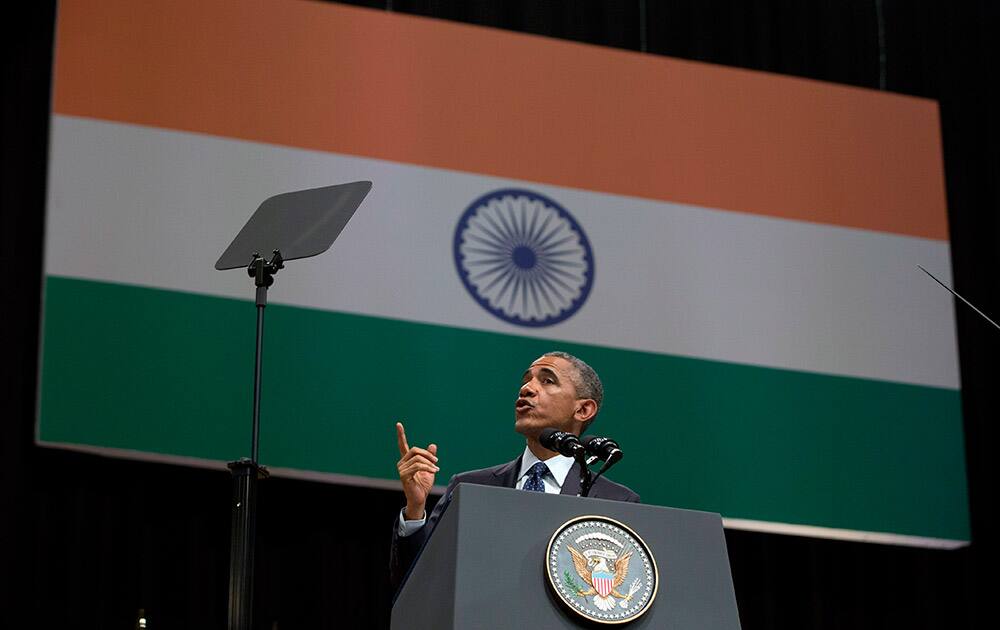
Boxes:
[396,421,439,520]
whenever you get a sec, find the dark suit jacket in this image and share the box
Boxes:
[389,456,640,594]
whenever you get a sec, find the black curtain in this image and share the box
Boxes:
[2,1,996,628]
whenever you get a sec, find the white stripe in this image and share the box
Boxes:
[45,115,959,388]
[721,517,967,549]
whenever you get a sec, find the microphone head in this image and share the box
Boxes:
[581,435,623,462]
[580,434,599,448]
[539,427,560,450]
[539,428,584,457]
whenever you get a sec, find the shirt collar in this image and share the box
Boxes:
[518,444,575,489]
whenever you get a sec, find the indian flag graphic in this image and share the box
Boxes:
[39,0,967,547]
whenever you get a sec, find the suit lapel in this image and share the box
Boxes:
[492,456,523,488]
[560,460,583,496]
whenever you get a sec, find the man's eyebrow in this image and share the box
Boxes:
[536,367,559,380]
[522,366,560,381]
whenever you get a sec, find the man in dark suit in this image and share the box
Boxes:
[390,351,640,593]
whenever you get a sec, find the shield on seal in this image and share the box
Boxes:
[592,570,614,598]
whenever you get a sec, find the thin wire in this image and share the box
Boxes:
[918,264,1000,331]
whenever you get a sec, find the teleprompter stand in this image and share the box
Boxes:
[215,181,372,630]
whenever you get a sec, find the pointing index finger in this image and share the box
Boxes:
[396,422,410,456]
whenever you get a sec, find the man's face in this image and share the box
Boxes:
[514,355,589,438]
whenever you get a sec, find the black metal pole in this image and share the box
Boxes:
[251,287,266,463]
[227,458,260,630]
[227,254,278,630]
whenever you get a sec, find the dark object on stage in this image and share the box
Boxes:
[216,181,373,630]
[391,484,742,629]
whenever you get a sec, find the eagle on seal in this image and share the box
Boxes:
[567,545,634,611]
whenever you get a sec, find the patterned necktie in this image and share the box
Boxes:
[523,461,549,492]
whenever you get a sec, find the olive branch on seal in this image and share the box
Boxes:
[563,570,586,599]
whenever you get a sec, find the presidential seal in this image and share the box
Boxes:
[545,515,658,624]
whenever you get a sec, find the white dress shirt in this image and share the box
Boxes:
[514,445,575,492]
[398,445,575,537]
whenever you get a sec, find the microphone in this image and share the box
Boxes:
[581,435,624,466]
[539,428,586,458]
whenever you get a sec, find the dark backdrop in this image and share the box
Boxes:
[2,1,996,628]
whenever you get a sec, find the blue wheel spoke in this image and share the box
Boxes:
[505,196,527,244]
[470,261,515,281]
[527,212,554,246]
[536,271,569,309]
[509,272,523,312]
[526,204,541,245]
[535,260,578,293]
[482,262,517,293]
[466,233,511,253]
[535,278,556,313]
[518,202,529,246]
[493,265,519,305]
[534,223,566,250]
[482,211,518,249]
[527,268,557,313]
[466,254,517,265]
[519,271,530,316]
[469,220,510,250]
[537,247,582,258]
[464,250,513,261]
[536,234,577,253]
[495,205,522,247]
[534,257,585,268]
[498,270,521,314]
[536,259,582,283]
[526,274,543,317]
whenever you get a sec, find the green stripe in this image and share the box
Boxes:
[38,276,969,540]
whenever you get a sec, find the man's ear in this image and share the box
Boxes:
[574,398,598,423]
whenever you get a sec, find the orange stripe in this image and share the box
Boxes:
[52,0,948,240]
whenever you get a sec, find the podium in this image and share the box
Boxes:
[392,484,741,629]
